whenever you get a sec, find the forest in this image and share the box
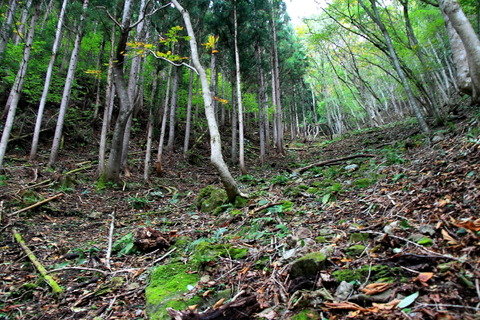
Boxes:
[0,0,479,319]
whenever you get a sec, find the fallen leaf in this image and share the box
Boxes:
[324,301,368,311]
[454,218,480,232]
[213,298,225,309]
[415,272,434,283]
[396,291,419,309]
[441,229,458,245]
[360,283,393,295]
[0,304,24,312]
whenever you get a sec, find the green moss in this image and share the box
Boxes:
[354,178,376,188]
[190,241,248,269]
[195,186,228,213]
[346,244,366,256]
[290,309,320,320]
[146,263,202,320]
[349,233,370,242]
[332,264,404,283]
[290,252,328,279]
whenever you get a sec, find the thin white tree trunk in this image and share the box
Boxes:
[49,0,89,166]
[0,0,18,61]
[12,0,32,46]
[0,4,40,167]
[234,3,246,174]
[166,66,180,152]
[30,0,68,160]
[156,68,172,174]
[183,69,194,156]
[171,0,244,202]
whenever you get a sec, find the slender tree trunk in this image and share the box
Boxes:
[0,3,40,167]
[144,109,154,181]
[98,25,116,175]
[30,0,68,160]
[166,66,180,152]
[361,0,430,133]
[171,0,244,202]
[0,0,18,62]
[231,81,238,164]
[156,68,172,174]
[49,0,89,167]
[234,2,246,174]
[271,1,285,154]
[13,0,32,46]
[183,69,194,156]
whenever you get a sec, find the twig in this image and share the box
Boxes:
[416,303,479,311]
[151,247,177,265]
[8,193,63,216]
[360,231,459,260]
[47,266,109,275]
[105,210,115,270]
[295,154,376,174]
[12,228,63,294]
[63,164,93,176]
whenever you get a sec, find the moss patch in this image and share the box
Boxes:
[290,252,327,279]
[332,264,404,283]
[190,241,248,269]
[195,186,228,213]
[145,263,202,320]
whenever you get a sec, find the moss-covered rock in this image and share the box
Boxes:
[290,252,328,279]
[190,241,248,269]
[195,186,228,213]
[332,264,404,283]
[346,244,366,256]
[145,263,202,320]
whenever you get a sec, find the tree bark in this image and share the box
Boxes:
[30,0,68,160]
[0,3,40,167]
[48,0,89,167]
[171,0,244,203]
[183,69,194,156]
[234,2,247,174]
[438,0,480,103]
[0,0,18,62]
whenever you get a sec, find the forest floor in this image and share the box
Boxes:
[0,113,479,320]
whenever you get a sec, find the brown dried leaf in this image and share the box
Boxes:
[454,218,480,232]
[324,301,368,311]
[360,283,393,295]
[441,229,458,245]
[415,272,434,284]
[212,298,225,309]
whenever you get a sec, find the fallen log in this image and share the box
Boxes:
[12,228,63,294]
[295,154,376,174]
[8,193,63,216]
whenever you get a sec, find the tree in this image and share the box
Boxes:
[171,0,245,203]
[30,0,68,160]
[438,0,480,103]
[0,2,41,167]
[48,0,89,166]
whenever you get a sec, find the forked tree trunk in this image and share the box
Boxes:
[0,3,40,167]
[30,0,68,160]
[171,0,244,202]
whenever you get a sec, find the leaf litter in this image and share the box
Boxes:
[0,120,479,319]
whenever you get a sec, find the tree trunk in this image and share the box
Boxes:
[30,0,68,160]
[234,2,246,175]
[361,0,430,133]
[166,66,180,152]
[98,25,116,175]
[48,0,89,167]
[183,68,194,156]
[156,68,172,174]
[171,0,244,203]
[0,3,40,167]
[439,0,480,103]
[0,0,18,62]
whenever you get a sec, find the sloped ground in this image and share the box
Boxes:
[0,118,479,320]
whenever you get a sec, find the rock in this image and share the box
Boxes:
[432,134,444,143]
[296,227,313,239]
[383,221,400,234]
[418,225,436,236]
[344,164,359,171]
[289,252,328,279]
[195,186,228,213]
[335,281,354,300]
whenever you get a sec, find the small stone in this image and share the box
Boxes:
[335,281,354,300]
[290,252,328,279]
[418,225,436,236]
[345,164,359,171]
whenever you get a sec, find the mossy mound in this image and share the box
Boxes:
[145,263,202,320]
[332,264,404,283]
[191,240,248,269]
[195,185,228,213]
[290,252,328,279]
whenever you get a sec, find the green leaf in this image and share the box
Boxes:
[322,193,331,204]
[396,291,419,309]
